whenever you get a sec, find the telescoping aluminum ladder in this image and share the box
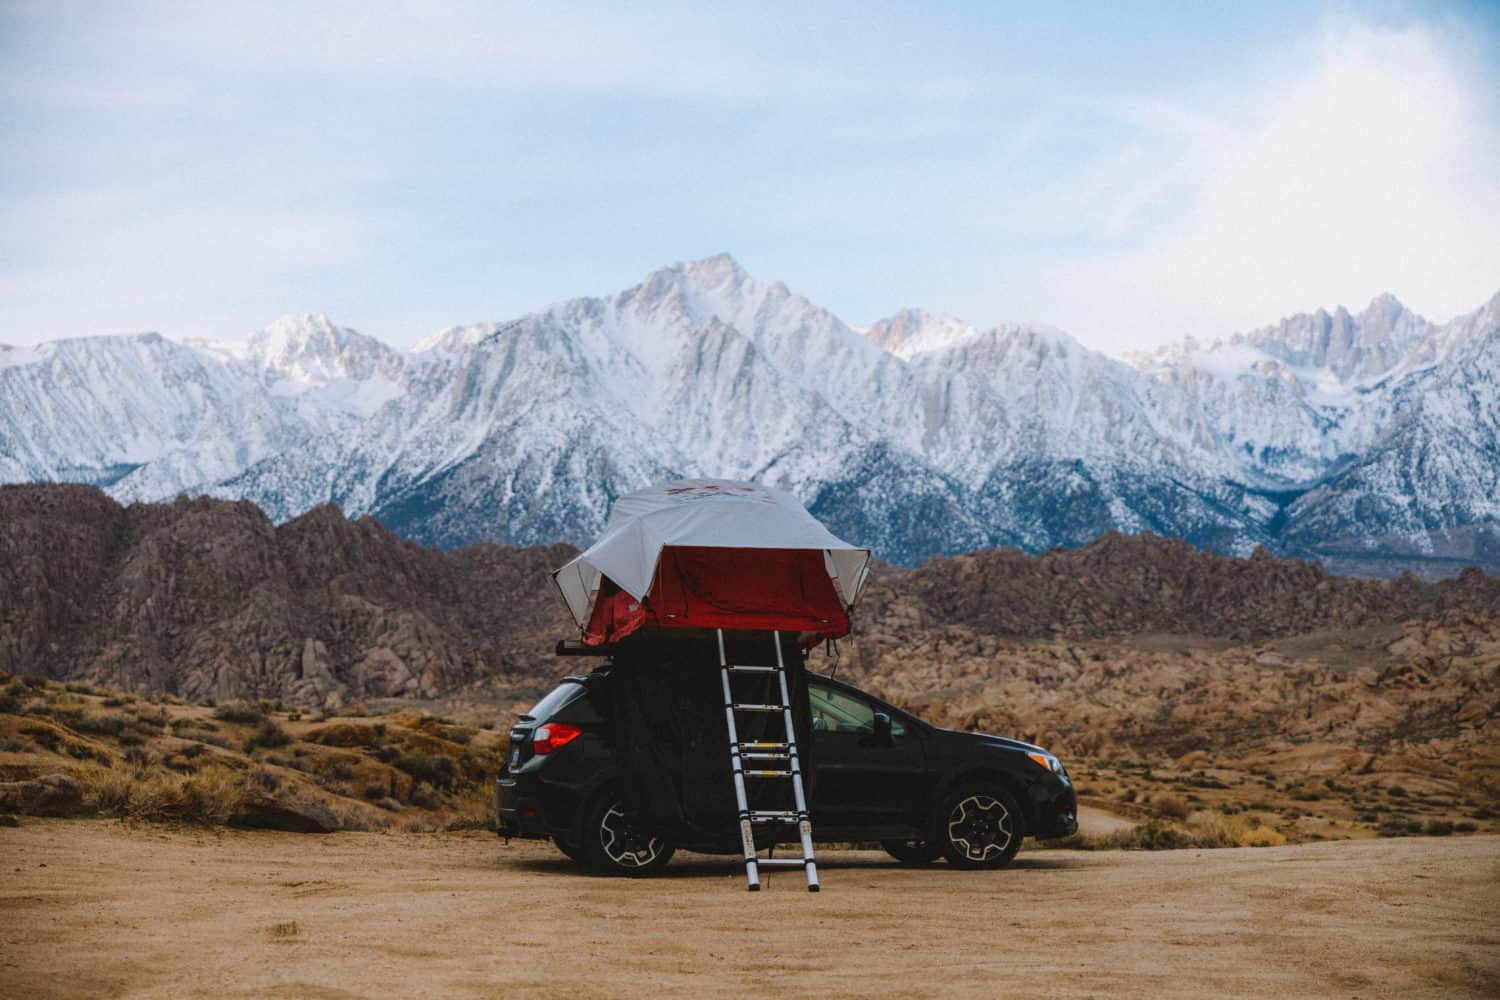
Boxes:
[717,628,818,892]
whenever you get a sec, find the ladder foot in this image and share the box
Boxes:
[748,883,761,892]
[808,884,819,893]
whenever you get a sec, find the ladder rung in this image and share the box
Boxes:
[739,741,789,750]
[756,857,812,868]
[749,810,800,821]
[732,703,785,713]
[744,769,792,779]
[742,752,789,761]
[726,664,778,674]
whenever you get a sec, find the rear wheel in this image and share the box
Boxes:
[938,786,1023,870]
[580,795,676,877]
[881,838,940,865]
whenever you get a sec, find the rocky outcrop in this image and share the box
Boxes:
[869,533,1500,642]
[4,484,1499,712]
[0,484,573,707]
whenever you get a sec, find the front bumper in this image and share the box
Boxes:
[1030,778,1079,840]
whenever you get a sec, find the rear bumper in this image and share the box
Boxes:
[495,775,551,839]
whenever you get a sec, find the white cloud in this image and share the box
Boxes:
[1033,23,1500,350]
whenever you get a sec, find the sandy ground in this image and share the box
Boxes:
[2,821,1497,1000]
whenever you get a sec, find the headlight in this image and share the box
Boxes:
[1026,751,1066,777]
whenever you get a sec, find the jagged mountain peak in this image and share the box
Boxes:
[412,322,504,355]
[865,308,979,359]
[244,314,399,384]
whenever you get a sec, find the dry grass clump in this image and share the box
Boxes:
[244,719,292,752]
[1054,811,1288,852]
[1185,810,1286,848]
[81,762,247,824]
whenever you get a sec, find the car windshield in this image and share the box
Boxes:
[523,681,584,722]
[808,681,905,736]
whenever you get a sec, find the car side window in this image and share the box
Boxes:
[808,682,905,737]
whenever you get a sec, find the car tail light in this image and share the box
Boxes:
[532,722,582,754]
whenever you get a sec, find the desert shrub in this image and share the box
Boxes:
[48,701,85,724]
[0,737,34,753]
[1153,794,1191,820]
[123,747,153,767]
[247,766,281,793]
[1387,786,1408,798]
[244,720,292,752]
[1423,819,1454,836]
[408,781,443,810]
[162,752,200,773]
[1240,826,1286,847]
[334,802,387,832]
[213,702,266,725]
[1119,820,1191,850]
[118,731,146,747]
[374,797,402,813]
[307,722,384,748]
[21,725,61,751]
[0,682,28,715]
[1454,821,1478,833]
[20,675,47,690]
[393,751,458,792]
[71,713,127,737]
[170,717,216,732]
[445,784,496,831]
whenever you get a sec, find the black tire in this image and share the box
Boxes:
[937,785,1023,870]
[553,835,588,865]
[579,794,676,877]
[881,838,940,865]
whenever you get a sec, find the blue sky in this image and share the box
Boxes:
[2,1,1497,351]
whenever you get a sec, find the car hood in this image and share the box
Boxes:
[937,728,1050,756]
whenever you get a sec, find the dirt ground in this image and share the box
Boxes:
[2,821,1496,1000]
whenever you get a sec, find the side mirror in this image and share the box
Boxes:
[868,712,894,747]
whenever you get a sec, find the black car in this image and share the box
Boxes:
[496,666,1077,876]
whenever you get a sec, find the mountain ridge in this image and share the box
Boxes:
[2,255,1497,578]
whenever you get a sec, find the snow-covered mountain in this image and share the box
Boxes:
[3,254,1497,577]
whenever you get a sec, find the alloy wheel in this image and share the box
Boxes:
[599,804,667,868]
[946,793,1015,862]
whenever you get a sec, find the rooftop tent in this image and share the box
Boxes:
[553,479,871,645]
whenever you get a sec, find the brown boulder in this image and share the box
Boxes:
[0,773,83,816]
[229,790,339,833]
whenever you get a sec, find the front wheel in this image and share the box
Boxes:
[580,795,676,877]
[881,838,940,865]
[938,786,1023,870]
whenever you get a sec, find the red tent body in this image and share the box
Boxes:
[583,545,850,646]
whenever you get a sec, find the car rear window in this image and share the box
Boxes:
[525,681,585,722]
